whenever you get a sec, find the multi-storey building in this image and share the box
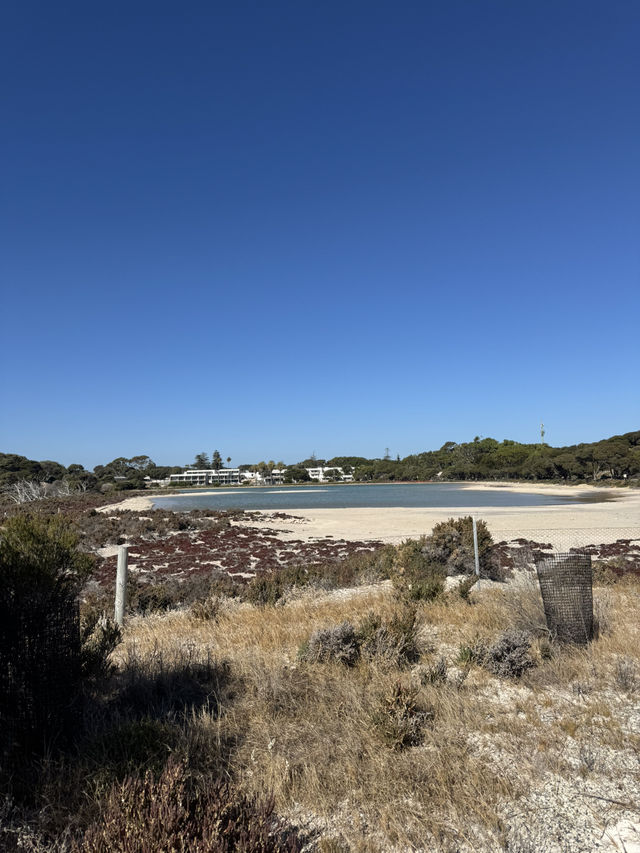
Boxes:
[169,468,241,486]
[306,466,354,482]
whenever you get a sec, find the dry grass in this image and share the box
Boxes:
[101,572,640,851]
[7,571,636,851]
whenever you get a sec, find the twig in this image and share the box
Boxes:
[578,791,636,810]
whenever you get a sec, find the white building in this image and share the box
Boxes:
[241,468,287,485]
[306,466,353,482]
[170,467,288,487]
[169,468,241,486]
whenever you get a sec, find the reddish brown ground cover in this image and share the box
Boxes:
[95,520,382,588]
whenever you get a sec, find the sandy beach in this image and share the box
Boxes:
[99,483,640,549]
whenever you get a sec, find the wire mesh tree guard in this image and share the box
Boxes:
[535,552,593,644]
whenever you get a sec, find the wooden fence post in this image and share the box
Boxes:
[115,545,129,627]
[472,517,480,577]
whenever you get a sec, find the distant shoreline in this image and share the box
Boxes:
[96,481,637,548]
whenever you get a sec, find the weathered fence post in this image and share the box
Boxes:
[115,545,129,627]
[472,517,480,576]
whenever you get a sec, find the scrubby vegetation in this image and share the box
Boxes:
[73,757,304,853]
[2,512,640,851]
[390,516,504,602]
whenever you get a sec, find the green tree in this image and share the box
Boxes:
[194,452,210,469]
[212,450,223,470]
[283,466,310,483]
[128,455,154,471]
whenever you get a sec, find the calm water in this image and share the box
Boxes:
[151,483,587,512]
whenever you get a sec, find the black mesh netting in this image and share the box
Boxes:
[0,589,81,769]
[535,552,593,644]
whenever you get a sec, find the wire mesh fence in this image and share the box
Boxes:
[0,589,81,772]
[486,526,640,576]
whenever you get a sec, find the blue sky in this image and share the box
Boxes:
[1,1,638,469]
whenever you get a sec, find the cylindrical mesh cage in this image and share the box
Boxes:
[535,552,593,644]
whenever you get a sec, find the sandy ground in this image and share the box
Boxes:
[99,483,640,548]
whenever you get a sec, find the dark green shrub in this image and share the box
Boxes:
[247,565,310,606]
[72,757,304,852]
[135,581,177,614]
[406,576,445,601]
[457,575,478,601]
[0,515,93,772]
[0,513,94,594]
[300,622,361,667]
[391,538,445,601]
[370,681,432,750]
[421,516,494,577]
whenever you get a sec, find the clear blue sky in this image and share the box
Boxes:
[1,1,638,469]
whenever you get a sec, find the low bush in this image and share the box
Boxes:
[421,516,497,578]
[391,538,445,601]
[72,757,304,852]
[191,595,221,621]
[0,513,95,594]
[614,656,639,693]
[475,630,536,679]
[247,546,395,606]
[0,514,94,776]
[129,573,242,615]
[300,622,361,667]
[358,606,420,667]
[422,657,448,685]
[456,643,480,667]
[247,565,310,606]
[457,575,478,601]
[80,610,121,682]
[134,581,178,615]
[370,681,433,750]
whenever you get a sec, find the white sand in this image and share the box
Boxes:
[99,484,640,548]
[242,495,640,547]
[98,495,155,513]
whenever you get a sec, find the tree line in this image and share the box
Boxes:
[343,432,640,483]
[0,454,181,493]
[1,430,639,495]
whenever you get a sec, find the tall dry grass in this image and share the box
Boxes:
[8,572,637,852]
[102,572,640,851]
